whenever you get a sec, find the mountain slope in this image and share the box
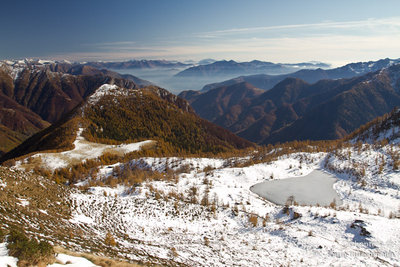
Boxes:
[0,93,50,136]
[0,90,50,153]
[0,60,150,123]
[183,82,263,122]
[346,108,400,144]
[0,60,153,152]
[0,83,253,163]
[181,64,400,144]
[0,124,26,155]
[264,65,400,144]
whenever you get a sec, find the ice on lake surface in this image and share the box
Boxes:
[250,169,342,206]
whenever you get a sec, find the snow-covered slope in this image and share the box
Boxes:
[3,138,400,265]
[64,145,400,266]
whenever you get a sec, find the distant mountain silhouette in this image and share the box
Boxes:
[86,59,191,69]
[199,58,400,92]
[175,60,330,78]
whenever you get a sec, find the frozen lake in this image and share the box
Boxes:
[250,169,342,206]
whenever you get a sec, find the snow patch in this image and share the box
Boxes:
[48,253,98,267]
[26,128,154,170]
[0,243,17,267]
[17,198,29,207]
[39,209,48,215]
[69,214,94,225]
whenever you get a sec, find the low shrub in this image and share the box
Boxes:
[0,228,5,242]
[7,228,55,266]
[249,214,258,227]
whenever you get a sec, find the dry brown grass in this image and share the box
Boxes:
[248,214,258,227]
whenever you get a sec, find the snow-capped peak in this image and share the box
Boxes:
[87,84,134,105]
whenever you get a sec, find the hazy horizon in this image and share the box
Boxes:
[2,0,400,67]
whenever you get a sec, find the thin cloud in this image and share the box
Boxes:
[195,17,400,38]
[88,41,137,47]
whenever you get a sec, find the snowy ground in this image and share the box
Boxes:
[16,128,154,170]
[0,242,17,267]
[0,243,98,267]
[49,253,99,267]
[5,133,400,265]
[66,148,400,266]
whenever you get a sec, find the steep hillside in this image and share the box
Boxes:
[346,108,400,144]
[180,64,400,144]
[83,85,252,153]
[182,82,263,122]
[0,92,50,135]
[264,65,400,144]
[0,83,253,163]
[0,124,26,155]
[0,91,50,153]
[0,60,153,152]
[0,60,147,123]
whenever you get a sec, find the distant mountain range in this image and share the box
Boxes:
[200,58,400,92]
[180,61,400,144]
[78,59,332,93]
[175,60,330,78]
[85,59,192,69]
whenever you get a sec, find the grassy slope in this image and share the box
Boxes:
[84,90,253,154]
[0,124,26,154]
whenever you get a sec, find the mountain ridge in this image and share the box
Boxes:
[180,63,400,144]
[198,57,400,92]
[0,60,154,152]
[175,59,330,78]
[85,59,191,69]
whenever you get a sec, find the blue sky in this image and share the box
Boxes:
[2,0,400,65]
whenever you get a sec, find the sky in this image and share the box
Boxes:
[1,0,400,66]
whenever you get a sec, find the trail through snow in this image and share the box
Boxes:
[19,128,154,170]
